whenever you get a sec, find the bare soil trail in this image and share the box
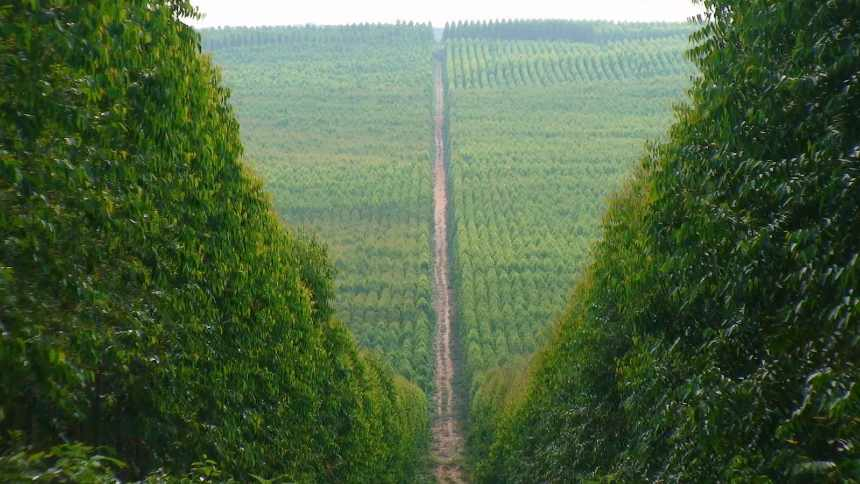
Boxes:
[430,52,466,484]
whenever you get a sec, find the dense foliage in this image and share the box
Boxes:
[472,1,860,481]
[0,2,427,482]
[201,25,438,392]
[443,23,693,394]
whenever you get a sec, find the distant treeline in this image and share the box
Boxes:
[442,19,698,43]
[200,22,433,50]
[199,20,700,51]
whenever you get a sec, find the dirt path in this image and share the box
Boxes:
[430,52,466,484]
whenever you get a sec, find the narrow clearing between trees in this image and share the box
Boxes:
[430,52,466,484]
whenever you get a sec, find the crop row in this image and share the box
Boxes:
[443,19,697,43]
[447,76,691,384]
[446,35,694,89]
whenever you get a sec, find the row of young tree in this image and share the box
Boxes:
[442,19,697,44]
[444,36,691,399]
[446,35,694,89]
[468,1,860,482]
[0,3,428,482]
[200,25,440,392]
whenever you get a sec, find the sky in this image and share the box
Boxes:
[189,0,704,29]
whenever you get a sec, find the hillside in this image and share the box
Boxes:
[200,20,700,480]
[0,3,427,482]
[201,24,438,392]
[199,18,704,481]
[471,2,860,482]
[443,23,694,389]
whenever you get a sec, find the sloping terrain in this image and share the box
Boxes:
[202,25,438,392]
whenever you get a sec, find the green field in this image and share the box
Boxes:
[202,25,437,391]
[444,28,695,383]
[200,20,697,397]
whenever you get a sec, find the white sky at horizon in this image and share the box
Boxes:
[189,0,705,29]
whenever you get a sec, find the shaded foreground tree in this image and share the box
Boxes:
[0,1,427,481]
[472,0,860,482]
